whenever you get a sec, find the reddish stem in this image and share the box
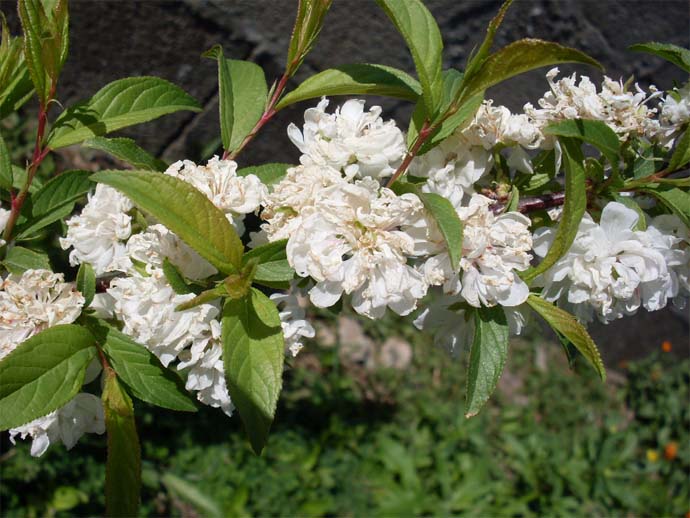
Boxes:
[3,84,55,242]
[385,120,434,188]
[223,71,292,161]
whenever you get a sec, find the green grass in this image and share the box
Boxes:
[1,314,688,517]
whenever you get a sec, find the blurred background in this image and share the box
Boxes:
[0,1,689,516]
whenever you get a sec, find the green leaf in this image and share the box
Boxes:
[47,77,201,149]
[254,260,295,285]
[222,289,285,454]
[243,239,287,264]
[376,0,444,115]
[237,163,290,185]
[18,0,54,104]
[161,474,223,518]
[392,183,463,270]
[461,39,602,102]
[668,126,690,172]
[3,245,51,274]
[286,0,333,74]
[629,42,690,73]
[91,169,243,274]
[96,322,198,412]
[408,91,484,153]
[544,119,620,174]
[162,258,195,295]
[82,137,167,171]
[275,64,421,111]
[505,185,520,213]
[76,262,95,307]
[526,294,606,380]
[204,46,267,154]
[15,201,73,240]
[463,0,513,81]
[0,14,35,120]
[103,368,141,518]
[641,185,690,227]
[522,137,587,283]
[0,132,12,190]
[0,324,96,430]
[465,305,509,418]
[30,169,91,216]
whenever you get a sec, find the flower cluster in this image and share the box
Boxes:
[5,67,690,458]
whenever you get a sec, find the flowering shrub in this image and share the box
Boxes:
[0,0,688,513]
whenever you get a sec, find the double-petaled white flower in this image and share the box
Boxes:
[112,223,216,281]
[524,68,660,141]
[419,194,532,308]
[288,98,406,180]
[285,178,428,318]
[9,393,105,457]
[0,269,85,361]
[270,284,315,357]
[60,184,133,275]
[534,202,671,323]
[0,207,9,247]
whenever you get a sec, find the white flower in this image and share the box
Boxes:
[107,271,219,367]
[0,207,10,247]
[60,184,133,275]
[644,214,690,302]
[463,100,544,150]
[656,81,690,146]
[260,164,345,242]
[165,156,266,235]
[270,285,315,357]
[9,393,105,457]
[534,202,671,322]
[0,269,84,360]
[419,195,532,308]
[288,98,406,179]
[178,322,234,417]
[524,68,660,141]
[113,224,216,280]
[409,137,492,209]
[413,291,474,355]
[285,179,428,318]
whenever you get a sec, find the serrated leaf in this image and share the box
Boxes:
[407,90,484,153]
[522,137,587,282]
[376,0,444,115]
[18,0,52,103]
[222,290,285,454]
[463,0,513,81]
[526,294,605,380]
[0,16,35,120]
[641,185,690,227]
[237,163,290,185]
[668,127,690,172]
[243,239,287,264]
[275,64,421,111]
[465,305,509,417]
[3,245,51,274]
[629,42,690,73]
[103,368,141,518]
[76,262,95,307]
[392,183,463,270]
[82,137,167,171]
[96,322,197,412]
[162,257,194,295]
[0,132,12,190]
[30,169,91,216]
[544,119,620,174]
[286,0,332,73]
[47,77,201,149]
[254,260,295,285]
[15,200,73,240]
[205,46,267,154]
[0,324,96,430]
[91,169,243,274]
[461,39,602,102]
